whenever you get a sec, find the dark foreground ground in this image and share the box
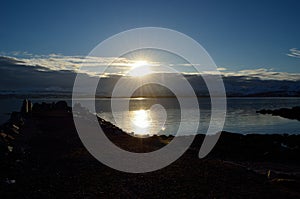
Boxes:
[0,101,300,198]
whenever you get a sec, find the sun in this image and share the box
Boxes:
[128,60,153,77]
[132,60,149,67]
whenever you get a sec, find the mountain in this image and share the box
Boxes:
[0,56,300,97]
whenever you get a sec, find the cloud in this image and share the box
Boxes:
[15,54,130,75]
[222,68,300,81]
[287,48,300,58]
[3,53,225,76]
[0,56,77,92]
[7,54,185,76]
[217,67,227,71]
[1,53,300,83]
[0,55,300,97]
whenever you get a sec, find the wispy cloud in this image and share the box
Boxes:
[287,48,300,58]
[0,53,300,81]
[15,54,130,75]
[1,53,148,77]
[223,68,300,81]
[0,55,300,96]
[217,67,227,71]
[1,53,222,76]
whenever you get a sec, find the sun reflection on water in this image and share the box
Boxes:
[132,110,151,128]
[121,105,168,137]
[131,109,151,136]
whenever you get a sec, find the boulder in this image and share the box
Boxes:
[55,101,68,111]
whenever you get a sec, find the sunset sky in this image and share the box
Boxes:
[1,0,300,76]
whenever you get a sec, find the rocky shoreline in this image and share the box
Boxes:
[257,106,300,121]
[0,100,300,198]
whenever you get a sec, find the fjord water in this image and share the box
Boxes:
[1,97,300,135]
[97,97,300,136]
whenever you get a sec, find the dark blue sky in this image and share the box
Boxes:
[1,0,300,72]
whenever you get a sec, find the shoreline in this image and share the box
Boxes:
[0,100,300,198]
[2,93,300,99]
[1,100,300,154]
[1,97,300,136]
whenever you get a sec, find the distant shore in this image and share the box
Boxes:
[257,106,300,121]
[2,92,300,99]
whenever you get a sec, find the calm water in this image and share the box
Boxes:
[97,97,300,136]
[1,97,300,135]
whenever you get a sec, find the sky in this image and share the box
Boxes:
[1,0,300,75]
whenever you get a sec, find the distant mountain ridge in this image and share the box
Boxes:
[1,56,300,97]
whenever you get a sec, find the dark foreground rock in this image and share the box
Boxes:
[0,101,299,198]
[257,106,300,121]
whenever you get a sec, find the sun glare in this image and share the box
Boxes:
[132,60,149,67]
[130,109,152,136]
[129,109,166,136]
[132,109,151,128]
[128,60,153,77]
